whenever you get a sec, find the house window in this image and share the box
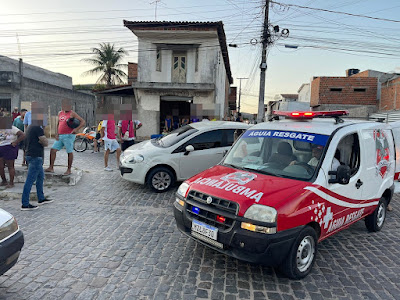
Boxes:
[330,88,342,92]
[195,48,199,72]
[156,48,162,72]
[354,88,366,92]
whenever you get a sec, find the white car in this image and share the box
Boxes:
[0,208,24,276]
[119,121,251,192]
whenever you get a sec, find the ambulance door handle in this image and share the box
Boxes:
[356,179,363,189]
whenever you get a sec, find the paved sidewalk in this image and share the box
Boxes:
[0,147,399,299]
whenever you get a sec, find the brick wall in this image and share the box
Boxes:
[310,76,377,107]
[381,77,400,110]
[128,62,138,84]
[310,77,321,107]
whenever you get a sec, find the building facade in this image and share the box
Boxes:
[298,83,310,103]
[0,56,96,135]
[123,21,233,137]
[310,71,378,117]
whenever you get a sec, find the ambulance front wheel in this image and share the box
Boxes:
[365,198,387,232]
[279,226,318,280]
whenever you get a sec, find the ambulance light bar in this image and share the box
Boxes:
[273,110,349,119]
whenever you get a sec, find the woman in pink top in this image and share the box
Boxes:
[45,99,85,175]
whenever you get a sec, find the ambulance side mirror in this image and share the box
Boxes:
[184,145,195,156]
[328,165,351,184]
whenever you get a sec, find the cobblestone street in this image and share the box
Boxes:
[0,147,400,300]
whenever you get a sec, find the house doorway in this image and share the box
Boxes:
[160,97,191,133]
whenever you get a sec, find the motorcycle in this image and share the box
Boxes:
[73,127,98,152]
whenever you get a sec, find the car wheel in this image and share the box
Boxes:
[279,226,318,279]
[148,167,175,193]
[74,138,87,152]
[365,197,387,232]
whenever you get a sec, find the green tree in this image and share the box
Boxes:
[82,43,128,87]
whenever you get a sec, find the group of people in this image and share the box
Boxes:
[94,117,142,172]
[0,100,143,211]
[0,103,53,210]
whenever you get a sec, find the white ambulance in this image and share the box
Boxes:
[173,111,400,279]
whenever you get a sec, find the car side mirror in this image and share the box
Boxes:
[184,145,194,156]
[328,165,351,184]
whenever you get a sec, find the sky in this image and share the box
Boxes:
[1,0,400,114]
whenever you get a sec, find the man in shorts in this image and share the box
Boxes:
[45,99,85,175]
[0,116,25,188]
[101,114,121,172]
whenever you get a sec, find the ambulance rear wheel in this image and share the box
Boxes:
[280,226,317,279]
[365,198,386,232]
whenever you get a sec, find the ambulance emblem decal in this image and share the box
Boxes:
[221,172,256,185]
[374,129,391,178]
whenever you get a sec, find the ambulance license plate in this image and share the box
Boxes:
[191,220,218,240]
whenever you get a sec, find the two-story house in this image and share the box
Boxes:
[123,21,233,137]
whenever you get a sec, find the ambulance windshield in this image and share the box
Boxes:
[223,129,330,181]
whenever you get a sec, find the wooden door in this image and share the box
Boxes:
[172,53,187,83]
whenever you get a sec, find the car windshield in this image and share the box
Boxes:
[223,129,330,181]
[154,125,198,148]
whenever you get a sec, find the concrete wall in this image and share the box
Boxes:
[0,56,72,89]
[135,90,160,138]
[310,76,378,107]
[314,104,376,119]
[214,50,228,119]
[20,78,96,128]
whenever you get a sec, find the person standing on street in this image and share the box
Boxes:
[12,107,20,121]
[118,119,142,151]
[101,112,121,171]
[93,120,103,153]
[13,109,27,166]
[118,106,142,151]
[22,106,53,211]
[45,99,85,175]
[0,116,25,188]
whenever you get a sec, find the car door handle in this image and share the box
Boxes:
[356,179,363,189]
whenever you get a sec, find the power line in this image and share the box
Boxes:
[271,1,400,23]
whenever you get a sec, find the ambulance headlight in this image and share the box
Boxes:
[176,182,190,198]
[244,205,277,223]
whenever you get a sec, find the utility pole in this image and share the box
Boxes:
[150,0,161,21]
[257,0,270,123]
[237,77,248,114]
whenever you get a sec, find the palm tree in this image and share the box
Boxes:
[83,43,128,87]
